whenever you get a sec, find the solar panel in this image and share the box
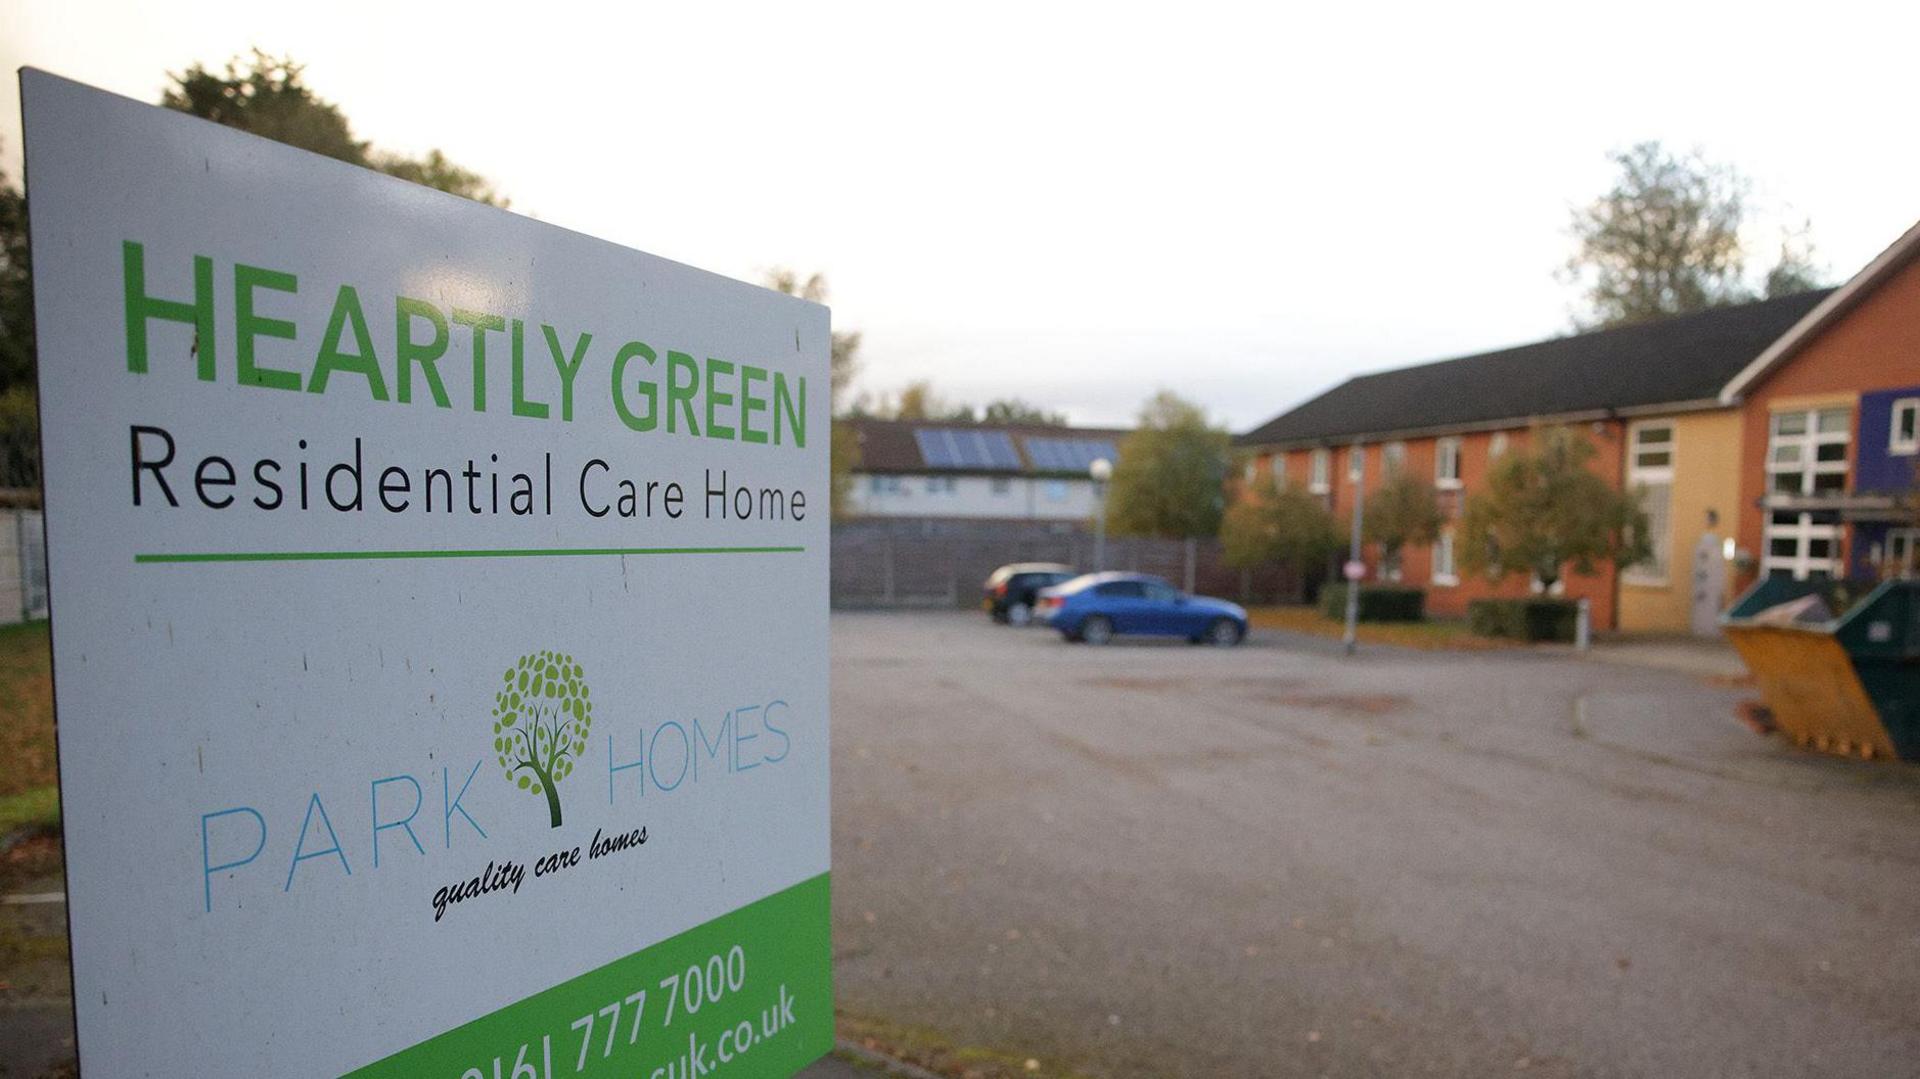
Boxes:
[981,432,1021,469]
[917,429,1115,471]
[913,428,955,467]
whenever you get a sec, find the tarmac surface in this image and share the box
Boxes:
[829,612,1920,1078]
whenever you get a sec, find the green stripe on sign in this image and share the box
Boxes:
[345,873,832,1078]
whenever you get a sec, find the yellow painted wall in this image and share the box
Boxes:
[1618,409,1745,634]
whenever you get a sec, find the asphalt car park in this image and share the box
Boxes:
[829,610,1920,1079]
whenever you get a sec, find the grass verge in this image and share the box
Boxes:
[0,621,55,799]
[0,785,58,835]
[837,1011,1099,1079]
[1247,605,1519,651]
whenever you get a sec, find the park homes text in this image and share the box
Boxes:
[120,242,813,524]
[200,698,802,917]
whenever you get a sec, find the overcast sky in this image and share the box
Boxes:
[5,2,1917,430]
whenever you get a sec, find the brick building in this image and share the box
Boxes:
[1236,292,1829,632]
[1719,220,1920,585]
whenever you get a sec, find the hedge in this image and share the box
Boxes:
[1468,598,1580,642]
[1319,584,1426,623]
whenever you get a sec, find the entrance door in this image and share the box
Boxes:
[1690,532,1728,637]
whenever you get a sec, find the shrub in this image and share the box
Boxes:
[1468,598,1580,642]
[1320,584,1426,623]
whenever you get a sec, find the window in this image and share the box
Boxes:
[1489,431,1509,459]
[1044,480,1069,502]
[1243,459,1258,486]
[1764,511,1843,580]
[990,477,1012,496]
[868,475,903,495]
[926,476,958,495]
[1094,580,1145,598]
[1432,529,1457,585]
[1889,529,1919,578]
[1383,441,1407,475]
[1891,398,1919,455]
[1624,423,1674,585]
[1348,444,1366,483]
[1763,407,1850,579]
[1309,449,1331,494]
[1143,580,1181,603]
[1766,407,1850,498]
[1271,454,1288,489]
[1381,547,1403,582]
[1436,437,1463,489]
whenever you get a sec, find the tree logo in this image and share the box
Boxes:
[491,651,593,828]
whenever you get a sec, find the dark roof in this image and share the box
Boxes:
[1237,290,1836,447]
[847,418,1131,475]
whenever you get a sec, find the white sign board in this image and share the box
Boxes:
[22,69,831,1077]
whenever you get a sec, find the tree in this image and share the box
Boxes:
[162,51,365,163]
[163,50,505,205]
[891,380,947,421]
[763,269,864,518]
[1363,472,1443,578]
[1457,427,1651,591]
[491,651,594,828]
[1763,223,1825,299]
[1220,484,1341,574]
[1107,391,1230,539]
[0,152,31,394]
[979,398,1068,426]
[762,268,861,409]
[1564,142,1748,328]
[374,148,506,207]
[1565,141,1825,328]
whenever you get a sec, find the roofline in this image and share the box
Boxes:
[841,416,1132,439]
[851,465,1100,478]
[1718,218,1920,404]
[1235,398,1727,451]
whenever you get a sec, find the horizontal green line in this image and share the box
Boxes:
[135,545,805,564]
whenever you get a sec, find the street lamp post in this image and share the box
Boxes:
[1343,447,1366,656]
[1089,457,1112,571]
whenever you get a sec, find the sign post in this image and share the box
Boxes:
[22,69,832,1077]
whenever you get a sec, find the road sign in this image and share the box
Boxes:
[1343,560,1367,581]
[22,69,831,1077]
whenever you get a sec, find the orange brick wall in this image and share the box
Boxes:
[1735,254,1920,587]
[1252,424,1625,628]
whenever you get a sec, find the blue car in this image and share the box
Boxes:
[1035,572,1247,646]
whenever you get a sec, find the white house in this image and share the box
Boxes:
[845,418,1126,522]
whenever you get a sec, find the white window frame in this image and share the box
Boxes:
[1348,443,1366,483]
[1270,453,1288,490]
[869,474,904,496]
[926,475,958,496]
[1623,422,1675,586]
[1890,397,1919,456]
[1763,406,1850,580]
[1383,441,1407,475]
[1764,406,1850,499]
[1488,431,1509,459]
[1432,529,1458,586]
[1309,448,1331,495]
[1763,511,1844,580]
[1886,528,1918,578]
[1435,437,1463,490]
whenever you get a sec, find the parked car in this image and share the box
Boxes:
[1035,572,1247,645]
[983,563,1078,625]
